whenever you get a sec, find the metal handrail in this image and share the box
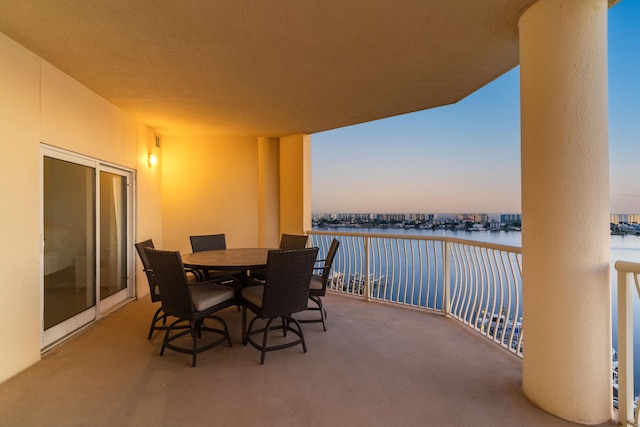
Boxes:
[615,260,640,427]
[308,230,523,357]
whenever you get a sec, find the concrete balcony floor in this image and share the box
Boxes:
[0,293,616,427]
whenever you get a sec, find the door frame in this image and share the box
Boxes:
[40,144,136,349]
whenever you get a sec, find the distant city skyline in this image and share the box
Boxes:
[312,211,640,223]
[311,1,639,215]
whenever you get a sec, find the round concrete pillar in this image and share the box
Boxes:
[519,0,611,423]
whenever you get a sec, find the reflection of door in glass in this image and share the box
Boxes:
[43,157,96,330]
[100,171,127,300]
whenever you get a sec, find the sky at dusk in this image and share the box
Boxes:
[311,1,639,215]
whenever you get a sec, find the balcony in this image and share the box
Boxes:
[0,232,620,426]
[0,292,614,426]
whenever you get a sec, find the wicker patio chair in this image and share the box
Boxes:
[135,239,167,339]
[279,233,309,249]
[189,233,227,253]
[241,247,319,364]
[189,233,242,282]
[297,238,340,331]
[135,239,201,339]
[251,234,309,281]
[143,247,237,367]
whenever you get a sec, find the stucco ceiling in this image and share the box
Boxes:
[0,0,541,137]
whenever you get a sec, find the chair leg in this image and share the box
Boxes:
[161,318,185,356]
[286,315,307,353]
[244,314,259,347]
[192,321,198,367]
[242,306,248,345]
[298,295,327,331]
[244,314,307,365]
[148,306,164,340]
[260,318,276,365]
[313,296,327,331]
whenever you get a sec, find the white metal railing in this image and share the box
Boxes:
[308,230,523,357]
[616,260,640,427]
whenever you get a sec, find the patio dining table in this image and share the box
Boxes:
[182,248,274,341]
[182,247,272,275]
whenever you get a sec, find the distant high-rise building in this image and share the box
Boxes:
[500,214,521,223]
[611,214,640,224]
[456,213,489,222]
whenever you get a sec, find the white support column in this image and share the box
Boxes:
[519,0,611,423]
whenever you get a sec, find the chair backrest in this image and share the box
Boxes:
[320,239,340,284]
[261,247,319,318]
[279,234,308,250]
[143,247,193,319]
[190,234,227,252]
[135,239,160,302]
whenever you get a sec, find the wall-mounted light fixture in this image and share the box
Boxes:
[148,153,158,167]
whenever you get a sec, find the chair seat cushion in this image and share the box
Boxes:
[241,285,264,308]
[190,284,235,311]
[309,275,323,290]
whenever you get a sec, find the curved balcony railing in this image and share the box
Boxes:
[615,260,640,427]
[308,230,523,357]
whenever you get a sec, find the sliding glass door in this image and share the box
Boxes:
[99,168,129,309]
[42,147,134,348]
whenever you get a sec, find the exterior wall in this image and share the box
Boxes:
[0,32,43,383]
[135,126,164,297]
[0,33,161,383]
[159,135,260,253]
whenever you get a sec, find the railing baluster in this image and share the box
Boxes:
[405,239,412,305]
[419,240,426,308]
[450,243,463,319]
[364,236,371,301]
[443,240,451,316]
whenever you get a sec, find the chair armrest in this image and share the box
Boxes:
[242,275,265,287]
[189,275,239,288]
[185,267,204,282]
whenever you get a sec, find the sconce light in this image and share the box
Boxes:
[148,153,158,167]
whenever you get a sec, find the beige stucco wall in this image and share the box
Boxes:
[280,134,312,236]
[0,33,161,383]
[135,126,164,297]
[258,137,281,248]
[159,134,312,253]
[0,32,43,383]
[159,135,260,253]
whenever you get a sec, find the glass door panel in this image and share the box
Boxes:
[99,171,127,301]
[43,157,96,332]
